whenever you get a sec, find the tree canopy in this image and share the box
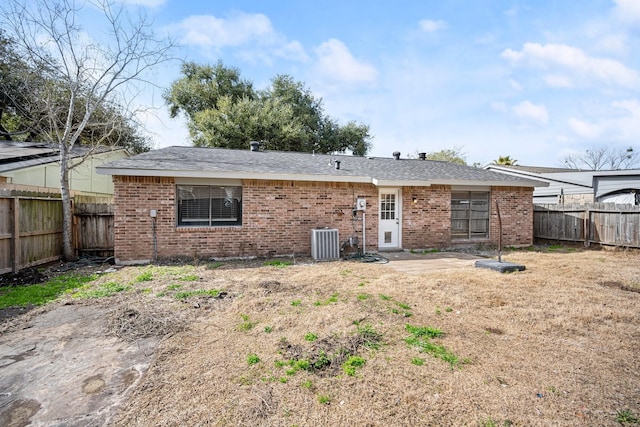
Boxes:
[1,0,173,261]
[563,146,638,170]
[492,155,518,166]
[423,146,467,165]
[0,29,152,153]
[165,62,372,155]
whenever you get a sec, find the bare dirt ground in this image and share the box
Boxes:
[1,247,639,426]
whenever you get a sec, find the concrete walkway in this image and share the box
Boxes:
[382,251,483,274]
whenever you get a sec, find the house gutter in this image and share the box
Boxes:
[372,178,545,188]
[97,166,545,189]
[96,167,373,184]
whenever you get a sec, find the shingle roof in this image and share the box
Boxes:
[0,142,124,173]
[98,146,545,187]
[490,164,578,174]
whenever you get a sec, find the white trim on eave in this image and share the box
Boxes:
[371,179,541,187]
[96,167,373,184]
[98,167,544,188]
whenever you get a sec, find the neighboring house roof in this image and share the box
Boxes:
[490,164,577,174]
[485,164,640,202]
[0,141,126,173]
[98,146,545,188]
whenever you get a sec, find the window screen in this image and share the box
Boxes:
[451,191,489,240]
[177,185,242,226]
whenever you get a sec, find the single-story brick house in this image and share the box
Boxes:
[97,145,545,264]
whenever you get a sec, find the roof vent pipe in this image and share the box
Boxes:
[418,152,426,160]
[335,160,341,170]
[393,151,401,160]
[250,141,260,151]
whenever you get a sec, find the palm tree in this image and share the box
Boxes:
[492,155,518,166]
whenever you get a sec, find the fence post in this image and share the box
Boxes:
[583,207,590,247]
[12,197,20,273]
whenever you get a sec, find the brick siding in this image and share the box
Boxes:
[489,186,534,246]
[112,176,533,263]
[402,185,452,248]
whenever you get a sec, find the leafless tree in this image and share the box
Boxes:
[563,146,638,170]
[1,0,175,260]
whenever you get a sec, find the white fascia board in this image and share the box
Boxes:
[429,179,546,188]
[372,179,432,187]
[96,167,372,184]
[348,178,544,188]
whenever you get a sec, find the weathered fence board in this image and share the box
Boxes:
[534,203,640,248]
[0,196,114,274]
[74,203,114,257]
[20,198,64,270]
[0,198,13,274]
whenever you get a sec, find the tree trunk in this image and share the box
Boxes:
[59,143,76,261]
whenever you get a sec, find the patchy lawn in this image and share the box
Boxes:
[87,248,638,426]
[2,248,639,426]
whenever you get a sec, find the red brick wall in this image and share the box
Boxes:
[113,176,379,262]
[402,185,451,248]
[112,177,534,262]
[489,186,534,246]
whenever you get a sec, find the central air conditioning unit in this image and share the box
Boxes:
[311,228,340,261]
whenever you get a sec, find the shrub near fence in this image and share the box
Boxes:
[534,203,640,248]
[0,195,114,274]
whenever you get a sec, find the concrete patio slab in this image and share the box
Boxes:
[381,251,483,274]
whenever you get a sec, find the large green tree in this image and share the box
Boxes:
[165,62,372,155]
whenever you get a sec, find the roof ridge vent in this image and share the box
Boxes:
[393,151,401,160]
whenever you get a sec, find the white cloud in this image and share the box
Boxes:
[512,101,549,124]
[566,99,640,144]
[611,99,640,115]
[543,74,574,88]
[501,42,640,88]
[595,33,628,55]
[614,0,640,23]
[568,118,603,139]
[419,19,447,33]
[173,13,275,48]
[314,39,378,84]
[509,79,522,91]
[169,12,308,63]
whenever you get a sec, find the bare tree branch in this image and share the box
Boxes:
[563,146,638,170]
[1,0,176,260]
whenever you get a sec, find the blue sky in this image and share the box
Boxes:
[124,0,640,166]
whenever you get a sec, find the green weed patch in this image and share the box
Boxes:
[404,324,462,368]
[0,273,96,308]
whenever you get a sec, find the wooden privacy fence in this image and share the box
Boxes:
[0,196,114,274]
[534,203,640,248]
[73,202,114,258]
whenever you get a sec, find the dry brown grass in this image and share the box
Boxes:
[97,248,639,426]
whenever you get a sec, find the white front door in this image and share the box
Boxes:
[378,188,401,249]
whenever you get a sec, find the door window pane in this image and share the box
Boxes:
[380,194,396,220]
